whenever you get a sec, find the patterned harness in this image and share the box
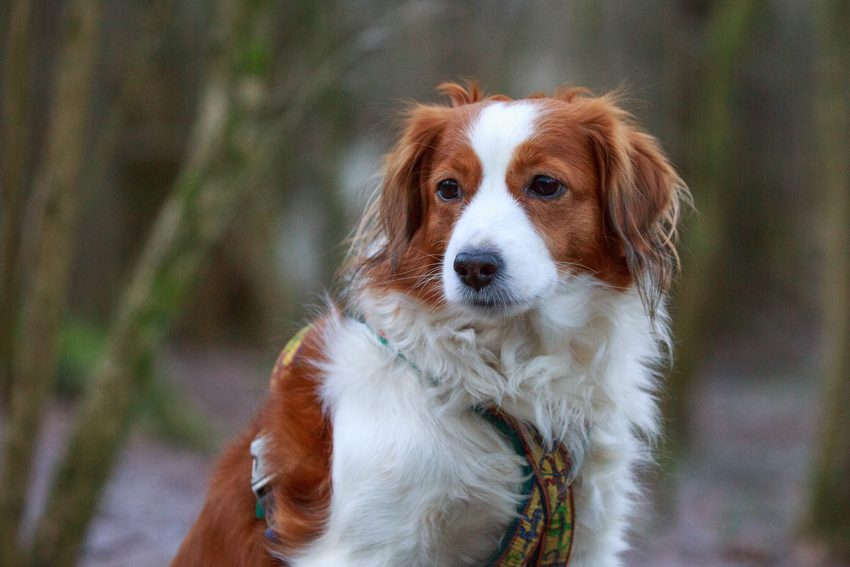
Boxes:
[252,324,575,567]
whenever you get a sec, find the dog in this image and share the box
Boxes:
[171,81,687,567]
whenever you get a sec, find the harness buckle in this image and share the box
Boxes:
[251,433,276,518]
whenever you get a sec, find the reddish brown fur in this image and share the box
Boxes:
[170,426,274,567]
[363,102,489,304]
[170,324,331,566]
[357,82,684,316]
[576,95,685,313]
[505,101,633,289]
[265,324,332,555]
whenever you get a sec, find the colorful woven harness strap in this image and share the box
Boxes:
[256,323,575,566]
[478,408,575,567]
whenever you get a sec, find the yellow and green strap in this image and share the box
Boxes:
[479,408,575,567]
[269,324,313,392]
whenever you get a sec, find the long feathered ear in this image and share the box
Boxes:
[380,105,450,272]
[583,97,688,319]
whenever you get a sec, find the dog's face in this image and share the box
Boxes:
[369,84,683,318]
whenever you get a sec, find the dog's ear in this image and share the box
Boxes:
[381,105,450,272]
[583,97,688,318]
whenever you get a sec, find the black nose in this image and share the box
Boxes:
[453,251,503,291]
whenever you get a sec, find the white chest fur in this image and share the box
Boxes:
[288,319,524,567]
[287,276,665,567]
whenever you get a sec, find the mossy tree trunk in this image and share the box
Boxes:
[0,0,104,564]
[803,0,850,559]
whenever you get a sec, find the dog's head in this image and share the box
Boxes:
[355,82,687,320]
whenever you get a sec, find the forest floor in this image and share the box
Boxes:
[13,340,834,567]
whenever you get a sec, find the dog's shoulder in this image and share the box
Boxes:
[170,322,333,567]
[262,321,333,555]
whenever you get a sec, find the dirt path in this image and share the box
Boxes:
[626,372,820,567]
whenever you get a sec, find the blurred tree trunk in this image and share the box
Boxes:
[652,0,764,530]
[0,0,104,564]
[803,0,850,560]
[26,0,263,562]
[28,1,370,564]
[0,0,33,407]
[666,0,764,448]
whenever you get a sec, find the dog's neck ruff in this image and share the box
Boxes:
[254,323,576,566]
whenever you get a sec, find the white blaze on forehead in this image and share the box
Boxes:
[467,102,538,180]
[442,100,558,311]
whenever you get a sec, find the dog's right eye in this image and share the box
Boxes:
[437,179,461,201]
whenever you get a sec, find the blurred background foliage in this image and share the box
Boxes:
[0,0,848,565]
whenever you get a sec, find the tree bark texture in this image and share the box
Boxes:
[804,0,850,559]
[0,0,104,564]
[0,0,33,406]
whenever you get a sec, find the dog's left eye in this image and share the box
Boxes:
[528,175,565,198]
[437,179,461,201]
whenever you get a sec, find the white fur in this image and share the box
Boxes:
[286,102,667,567]
[442,102,558,311]
[287,316,525,567]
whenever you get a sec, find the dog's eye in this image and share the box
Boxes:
[437,179,461,201]
[528,175,565,198]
